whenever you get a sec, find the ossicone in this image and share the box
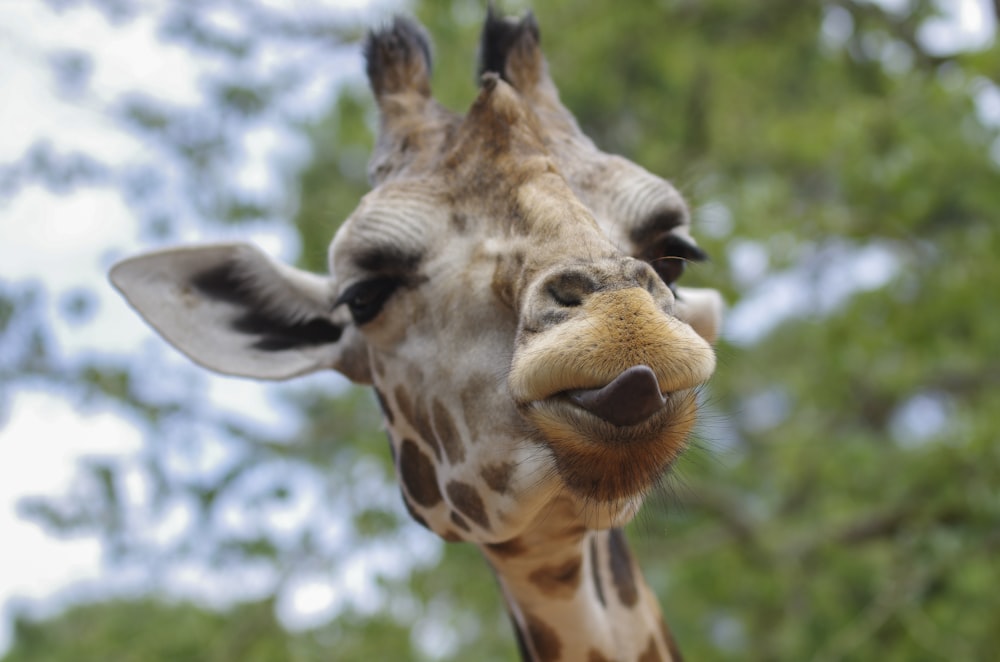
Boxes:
[364,15,433,98]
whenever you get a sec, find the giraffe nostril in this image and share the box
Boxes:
[546,270,599,308]
[565,365,667,427]
[547,284,582,307]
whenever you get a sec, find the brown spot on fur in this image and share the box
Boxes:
[589,535,606,608]
[442,530,463,542]
[450,511,471,531]
[525,614,561,662]
[607,528,638,607]
[446,480,490,529]
[432,398,465,464]
[374,387,394,425]
[588,651,614,662]
[394,386,441,461]
[485,536,527,558]
[481,461,515,494]
[528,555,582,599]
[399,439,442,508]
[638,636,663,662]
[661,619,684,662]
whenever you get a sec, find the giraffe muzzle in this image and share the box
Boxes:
[565,364,667,427]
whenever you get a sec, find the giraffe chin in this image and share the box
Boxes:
[522,389,698,504]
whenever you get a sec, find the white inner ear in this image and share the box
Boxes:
[109,243,366,381]
[674,287,724,345]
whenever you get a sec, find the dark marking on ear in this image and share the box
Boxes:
[236,315,343,351]
[191,263,342,351]
[479,6,540,82]
[486,537,527,558]
[374,387,394,425]
[607,528,639,607]
[394,386,442,461]
[432,399,465,464]
[638,636,664,662]
[481,461,514,494]
[190,263,251,305]
[528,555,582,598]
[525,614,561,662]
[661,619,685,662]
[445,481,490,530]
[399,439,442,508]
[450,511,471,531]
[589,535,606,608]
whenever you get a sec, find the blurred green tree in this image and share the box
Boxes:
[2,0,998,660]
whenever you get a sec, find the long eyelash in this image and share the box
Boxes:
[649,256,695,265]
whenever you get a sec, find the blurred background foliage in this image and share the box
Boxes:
[2,0,999,660]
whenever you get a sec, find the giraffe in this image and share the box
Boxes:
[110,9,723,661]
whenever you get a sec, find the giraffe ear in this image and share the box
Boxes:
[109,243,372,383]
[674,286,724,345]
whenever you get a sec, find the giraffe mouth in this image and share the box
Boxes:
[519,383,697,502]
[562,365,669,427]
[525,400,695,502]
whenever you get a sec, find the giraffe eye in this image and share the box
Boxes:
[653,257,686,287]
[645,234,708,287]
[336,276,401,325]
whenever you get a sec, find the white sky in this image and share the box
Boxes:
[0,391,138,620]
[0,0,996,655]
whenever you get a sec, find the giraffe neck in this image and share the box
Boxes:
[481,498,683,662]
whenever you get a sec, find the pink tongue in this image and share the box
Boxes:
[566,365,667,427]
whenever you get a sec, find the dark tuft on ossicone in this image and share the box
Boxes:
[364,16,433,96]
[478,6,540,82]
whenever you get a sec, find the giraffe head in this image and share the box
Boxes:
[110,11,722,545]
